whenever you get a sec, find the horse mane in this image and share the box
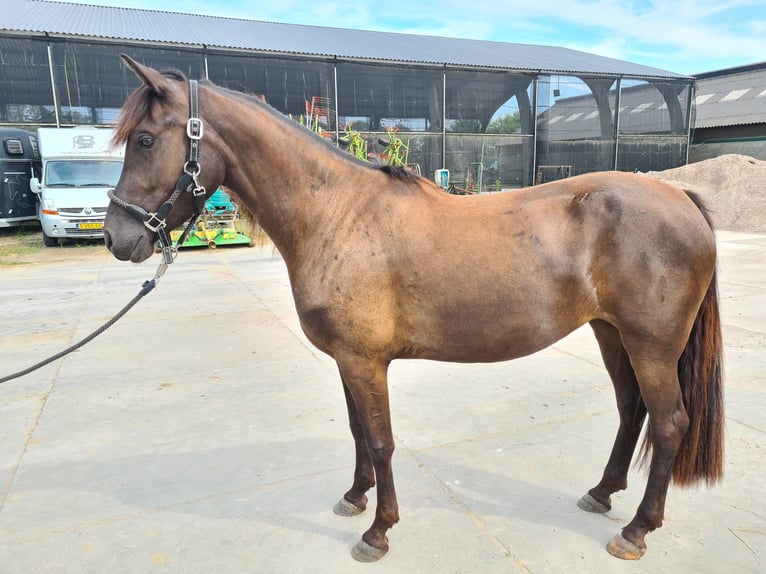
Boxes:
[209,82,425,187]
[377,164,422,184]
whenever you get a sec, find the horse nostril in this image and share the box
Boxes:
[103,230,113,251]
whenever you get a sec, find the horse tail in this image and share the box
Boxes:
[642,190,725,486]
[673,266,725,486]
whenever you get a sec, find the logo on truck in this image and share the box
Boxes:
[73,135,96,149]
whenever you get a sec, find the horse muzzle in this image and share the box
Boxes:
[104,204,156,263]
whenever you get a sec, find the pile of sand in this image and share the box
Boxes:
[644,154,766,233]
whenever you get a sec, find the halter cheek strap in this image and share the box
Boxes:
[108,79,208,265]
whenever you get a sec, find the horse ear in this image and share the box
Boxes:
[120,54,172,97]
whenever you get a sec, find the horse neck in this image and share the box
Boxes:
[205,88,362,258]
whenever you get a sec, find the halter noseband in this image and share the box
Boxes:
[108,79,208,265]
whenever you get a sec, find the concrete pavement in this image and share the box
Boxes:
[0,231,764,573]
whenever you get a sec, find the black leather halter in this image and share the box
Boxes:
[108,79,208,264]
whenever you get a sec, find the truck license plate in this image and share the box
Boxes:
[77,222,104,230]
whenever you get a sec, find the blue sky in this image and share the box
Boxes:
[58,0,765,75]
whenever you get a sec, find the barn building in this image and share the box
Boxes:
[1,0,696,190]
[691,62,766,162]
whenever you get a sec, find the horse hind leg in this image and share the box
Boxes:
[579,320,647,515]
[606,342,691,560]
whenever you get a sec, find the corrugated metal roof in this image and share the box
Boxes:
[694,66,766,128]
[1,0,689,80]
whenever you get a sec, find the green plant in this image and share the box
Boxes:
[379,127,409,167]
[342,123,368,161]
[292,112,325,135]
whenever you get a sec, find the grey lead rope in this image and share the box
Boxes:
[0,262,167,384]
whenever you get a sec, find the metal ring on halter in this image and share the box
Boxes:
[184,161,201,177]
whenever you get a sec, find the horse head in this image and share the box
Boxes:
[104,55,226,263]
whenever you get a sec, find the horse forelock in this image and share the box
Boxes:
[112,86,150,147]
[112,68,187,148]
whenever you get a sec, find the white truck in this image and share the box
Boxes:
[30,126,124,246]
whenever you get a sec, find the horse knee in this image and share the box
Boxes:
[368,441,395,465]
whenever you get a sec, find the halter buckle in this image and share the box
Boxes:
[186,117,204,140]
[143,213,167,233]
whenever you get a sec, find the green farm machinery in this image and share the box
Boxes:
[170,188,251,248]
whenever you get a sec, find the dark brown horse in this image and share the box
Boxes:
[104,55,724,563]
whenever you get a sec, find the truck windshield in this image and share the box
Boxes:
[45,160,123,188]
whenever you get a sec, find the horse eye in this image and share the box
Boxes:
[138,135,155,148]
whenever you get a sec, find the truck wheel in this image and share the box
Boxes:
[42,232,58,247]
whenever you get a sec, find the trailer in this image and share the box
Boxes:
[0,128,40,227]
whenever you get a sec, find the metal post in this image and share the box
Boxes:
[46,43,60,128]
[531,77,538,183]
[334,62,340,143]
[613,78,622,171]
[685,80,695,165]
[442,68,447,169]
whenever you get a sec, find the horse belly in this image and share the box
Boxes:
[399,277,589,363]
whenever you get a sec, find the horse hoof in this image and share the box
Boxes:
[351,539,388,562]
[606,533,646,560]
[577,493,610,514]
[333,496,366,517]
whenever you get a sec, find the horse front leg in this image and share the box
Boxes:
[337,357,399,562]
[333,371,375,517]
